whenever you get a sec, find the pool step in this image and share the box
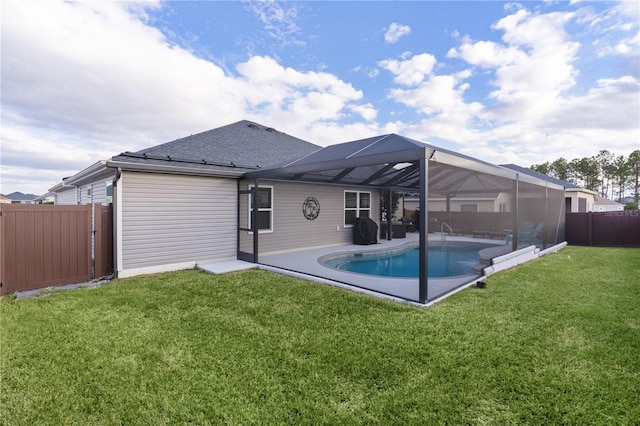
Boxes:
[474,245,515,274]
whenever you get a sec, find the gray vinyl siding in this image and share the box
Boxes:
[55,188,77,205]
[240,180,380,255]
[121,172,236,270]
[90,181,108,205]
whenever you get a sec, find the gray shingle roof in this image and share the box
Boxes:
[4,191,38,201]
[110,120,320,173]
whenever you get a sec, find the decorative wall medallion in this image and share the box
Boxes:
[302,197,320,220]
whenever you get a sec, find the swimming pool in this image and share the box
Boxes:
[323,242,497,278]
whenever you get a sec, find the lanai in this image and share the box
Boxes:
[241,134,565,304]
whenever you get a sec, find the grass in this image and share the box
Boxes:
[1,245,639,425]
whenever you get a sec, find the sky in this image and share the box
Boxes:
[1,0,639,196]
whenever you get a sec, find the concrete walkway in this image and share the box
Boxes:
[197,259,257,274]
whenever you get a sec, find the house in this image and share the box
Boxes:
[4,191,38,204]
[51,120,566,304]
[50,120,321,278]
[34,192,55,204]
[593,197,625,212]
[0,194,12,204]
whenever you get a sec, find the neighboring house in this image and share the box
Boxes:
[501,164,599,213]
[404,192,511,214]
[4,191,38,204]
[593,197,625,212]
[34,192,55,204]
[0,194,12,204]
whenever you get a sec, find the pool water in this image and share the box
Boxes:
[325,242,495,278]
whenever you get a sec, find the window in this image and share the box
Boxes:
[344,191,371,226]
[249,186,273,232]
[460,204,478,212]
[86,187,92,204]
[106,181,113,204]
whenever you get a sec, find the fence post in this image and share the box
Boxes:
[587,212,593,246]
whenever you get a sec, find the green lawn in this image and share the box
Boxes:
[1,246,639,425]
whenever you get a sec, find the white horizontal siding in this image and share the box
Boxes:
[91,180,108,205]
[240,180,380,255]
[55,188,77,205]
[121,172,237,270]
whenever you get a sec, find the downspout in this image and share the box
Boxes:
[111,168,122,277]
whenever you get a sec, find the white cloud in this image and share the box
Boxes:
[378,53,437,86]
[384,22,411,44]
[451,8,581,124]
[349,104,378,122]
[0,1,372,194]
[447,40,525,68]
[381,5,638,168]
[244,0,306,46]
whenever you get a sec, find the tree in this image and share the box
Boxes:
[595,150,615,198]
[627,150,640,204]
[568,157,598,191]
[529,150,639,204]
[550,158,569,181]
[530,162,550,175]
[612,155,630,202]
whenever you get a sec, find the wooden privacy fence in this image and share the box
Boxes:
[565,211,640,247]
[0,203,113,295]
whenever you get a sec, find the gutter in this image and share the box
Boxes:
[105,160,248,179]
[61,161,110,187]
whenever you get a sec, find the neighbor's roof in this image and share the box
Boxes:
[107,120,320,175]
[594,197,624,206]
[4,191,38,201]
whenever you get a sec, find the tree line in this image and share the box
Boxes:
[530,149,640,208]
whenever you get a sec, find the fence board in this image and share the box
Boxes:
[0,205,93,294]
[565,211,640,247]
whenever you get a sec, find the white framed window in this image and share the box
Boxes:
[106,181,113,204]
[460,203,478,212]
[86,187,92,204]
[248,185,273,233]
[344,191,371,226]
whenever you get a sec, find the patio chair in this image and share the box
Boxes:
[505,222,542,245]
[521,222,544,246]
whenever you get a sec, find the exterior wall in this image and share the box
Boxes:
[54,178,113,206]
[119,171,237,276]
[566,191,596,212]
[55,188,77,205]
[593,203,624,212]
[494,192,512,212]
[427,198,497,213]
[240,180,381,255]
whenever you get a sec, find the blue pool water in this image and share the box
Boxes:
[324,242,495,278]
